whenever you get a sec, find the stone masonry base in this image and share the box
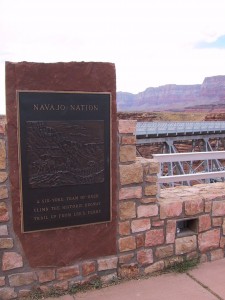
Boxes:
[1,119,225,299]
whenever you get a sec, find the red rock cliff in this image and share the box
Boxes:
[117,75,225,112]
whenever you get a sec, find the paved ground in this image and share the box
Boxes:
[46,258,225,300]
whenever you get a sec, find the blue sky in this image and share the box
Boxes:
[1,0,225,114]
[197,35,225,49]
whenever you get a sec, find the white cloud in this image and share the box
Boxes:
[1,0,225,113]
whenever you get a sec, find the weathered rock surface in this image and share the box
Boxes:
[117,75,225,113]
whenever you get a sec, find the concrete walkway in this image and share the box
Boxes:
[46,258,225,300]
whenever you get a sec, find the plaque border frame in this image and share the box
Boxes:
[17,90,112,233]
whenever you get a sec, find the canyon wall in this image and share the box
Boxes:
[117,76,225,113]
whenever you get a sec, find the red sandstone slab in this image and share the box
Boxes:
[189,258,225,299]
[60,273,217,300]
[6,62,117,267]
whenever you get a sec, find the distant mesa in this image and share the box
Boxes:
[117,75,225,113]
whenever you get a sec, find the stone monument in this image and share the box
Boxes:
[6,62,117,267]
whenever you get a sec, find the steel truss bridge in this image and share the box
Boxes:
[136,121,225,187]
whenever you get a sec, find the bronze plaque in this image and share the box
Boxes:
[18,91,111,232]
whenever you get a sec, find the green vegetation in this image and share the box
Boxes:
[24,259,200,299]
[26,277,104,299]
[165,258,200,274]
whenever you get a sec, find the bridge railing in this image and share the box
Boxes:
[152,151,225,186]
[136,121,225,137]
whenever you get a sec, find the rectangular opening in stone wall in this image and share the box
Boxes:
[176,218,198,237]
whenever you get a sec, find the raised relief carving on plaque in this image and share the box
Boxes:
[26,121,104,188]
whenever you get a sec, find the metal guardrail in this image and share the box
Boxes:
[136,121,225,137]
[153,151,225,163]
[153,151,225,184]
[156,171,225,184]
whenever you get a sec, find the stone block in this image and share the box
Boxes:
[118,263,139,278]
[119,221,131,236]
[53,281,68,291]
[0,202,6,214]
[118,120,136,134]
[0,277,5,286]
[120,145,136,163]
[0,238,13,249]
[0,186,8,200]
[205,200,212,213]
[0,140,6,169]
[137,204,158,218]
[37,269,55,283]
[0,172,7,183]
[119,163,143,185]
[101,272,117,283]
[223,218,225,235]
[118,236,136,252]
[140,197,157,204]
[165,256,183,268]
[212,217,222,227]
[82,261,96,276]
[2,252,23,271]
[185,198,204,216]
[141,158,159,175]
[138,157,152,168]
[0,225,8,236]
[136,233,145,248]
[0,202,9,223]
[9,272,37,286]
[198,215,211,232]
[152,220,164,227]
[98,257,118,271]
[149,160,160,174]
[119,186,142,200]
[119,201,136,220]
[0,122,5,135]
[121,135,136,145]
[220,236,225,248]
[119,253,134,264]
[0,287,17,300]
[144,185,158,196]
[200,254,208,263]
[175,235,197,254]
[155,245,174,259]
[81,274,98,285]
[131,219,150,233]
[186,251,199,260]
[144,261,164,274]
[212,200,225,216]
[210,249,224,261]
[145,175,157,183]
[166,220,176,244]
[145,229,164,246]
[137,249,153,266]
[0,213,9,223]
[198,229,220,252]
[56,265,79,280]
[160,202,182,219]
